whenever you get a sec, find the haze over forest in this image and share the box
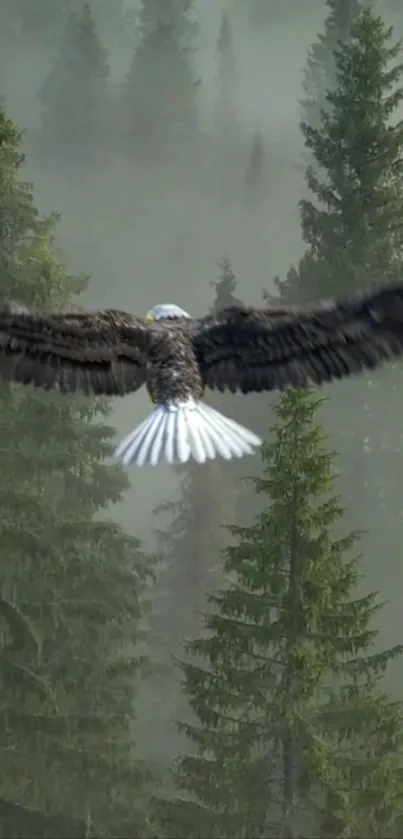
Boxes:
[2,0,403,837]
[0,0,331,540]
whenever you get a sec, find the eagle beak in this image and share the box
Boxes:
[145,312,154,321]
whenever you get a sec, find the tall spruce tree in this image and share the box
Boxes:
[157,383,403,839]
[0,108,154,837]
[296,7,403,595]
[38,2,110,166]
[123,0,199,160]
[301,0,363,149]
[300,6,403,296]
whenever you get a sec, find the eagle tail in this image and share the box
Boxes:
[114,398,262,467]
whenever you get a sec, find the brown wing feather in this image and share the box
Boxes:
[191,283,403,393]
[0,304,152,396]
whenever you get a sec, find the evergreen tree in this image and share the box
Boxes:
[296,7,403,593]
[300,7,403,296]
[157,386,403,838]
[210,254,242,311]
[0,108,154,836]
[38,2,110,166]
[301,0,363,139]
[123,0,199,160]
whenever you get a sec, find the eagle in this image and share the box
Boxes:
[0,283,402,467]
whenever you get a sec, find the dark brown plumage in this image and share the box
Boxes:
[0,283,402,467]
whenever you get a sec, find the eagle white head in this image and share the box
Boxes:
[146,303,192,321]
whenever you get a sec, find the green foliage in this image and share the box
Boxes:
[38,2,110,165]
[0,595,51,704]
[0,108,154,836]
[300,6,403,298]
[157,387,403,838]
[123,0,199,159]
[301,0,363,134]
[295,6,403,593]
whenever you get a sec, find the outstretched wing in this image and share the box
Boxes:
[0,304,152,396]
[191,283,403,393]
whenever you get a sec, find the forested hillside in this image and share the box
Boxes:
[0,1,403,836]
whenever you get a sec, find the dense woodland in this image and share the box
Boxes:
[1,0,403,836]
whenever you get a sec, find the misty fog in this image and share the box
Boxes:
[1,0,330,544]
[2,0,403,833]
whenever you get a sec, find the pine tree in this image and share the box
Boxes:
[210,254,242,311]
[0,108,154,836]
[301,0,363,139]
[38,2,110,166]
[123,0,199,160]
[157,385,403,839]
[301,6,403,295]
[297,6,403,595]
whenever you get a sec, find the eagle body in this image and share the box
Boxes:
[0,284,403,467]
[145,322,203,405]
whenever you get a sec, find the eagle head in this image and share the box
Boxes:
[145,303,192,321]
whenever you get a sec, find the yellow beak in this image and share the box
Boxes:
[145,312,154,321]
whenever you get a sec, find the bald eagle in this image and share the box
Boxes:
[0,284,402,467]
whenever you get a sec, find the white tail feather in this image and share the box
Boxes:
[114,399,262,467]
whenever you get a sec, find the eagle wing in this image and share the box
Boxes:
[0,304,153,395]
[191,283,403,393]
